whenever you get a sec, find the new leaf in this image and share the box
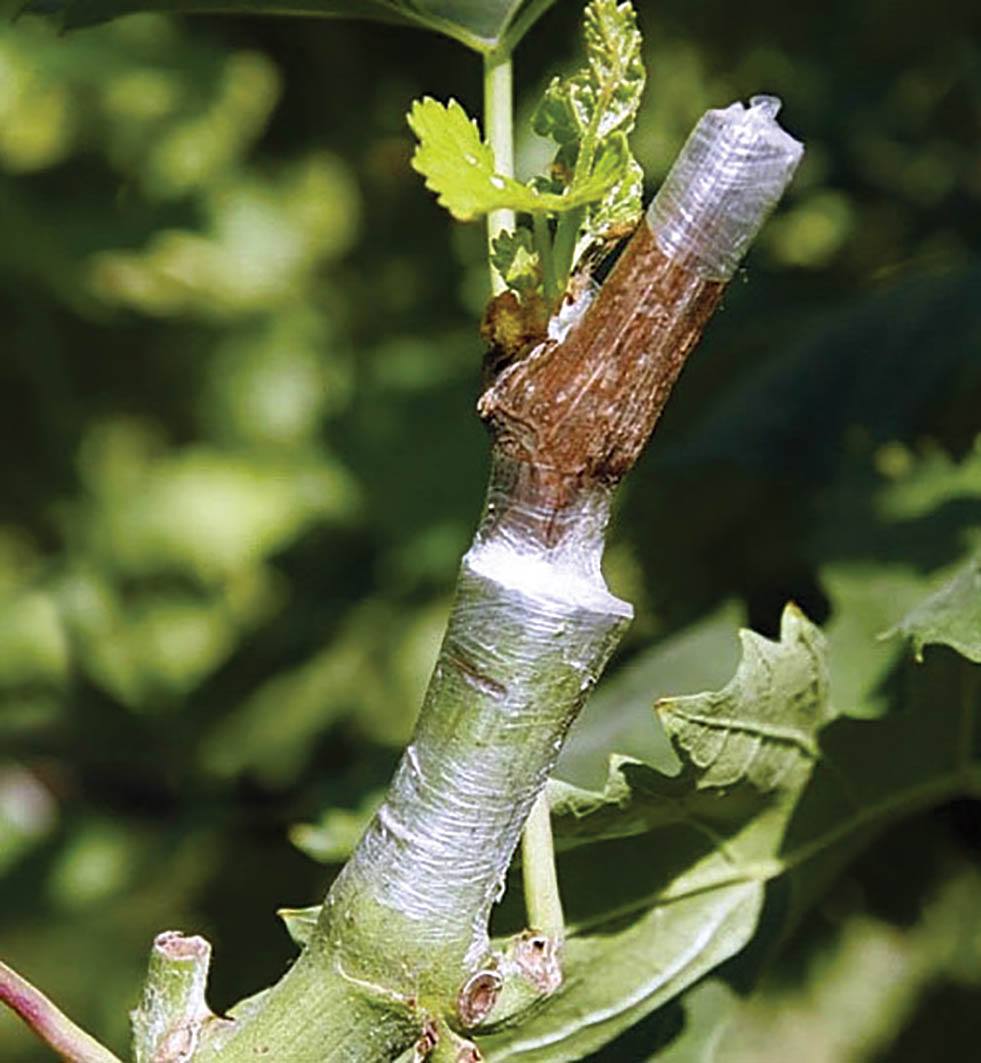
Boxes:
[407,97,626,222]
[534,0,646,258]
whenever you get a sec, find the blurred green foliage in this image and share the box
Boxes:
[0,0,978,1059]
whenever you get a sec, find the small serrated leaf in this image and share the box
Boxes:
[407,97,624,223]
[491,228,542,295]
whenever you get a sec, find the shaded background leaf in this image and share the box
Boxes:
[20,0,562,52]
[891,550,981,664]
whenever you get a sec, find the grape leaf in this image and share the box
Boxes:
[890,550,981,664]
[532,0,646,257]
[406,97,627,222]
[534,0,644,148]
[479,591,981,1060]
[491,229,543,296]
[657,606,834,793]
[20,0,561,53]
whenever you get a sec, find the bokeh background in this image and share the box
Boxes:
[0,0,979,1058]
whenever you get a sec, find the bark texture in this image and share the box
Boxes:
[480,226,724,515]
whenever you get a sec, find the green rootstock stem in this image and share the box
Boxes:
[318,458,629,985]
[193,956,419,1063]
[196,459,631,1062]
[484,48,515,295]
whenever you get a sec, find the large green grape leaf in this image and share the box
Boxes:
[479,607,834,1060]
[21,0,561,52]
[480,588,981,1060]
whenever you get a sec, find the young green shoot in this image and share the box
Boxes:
[484,48,515,295]
[408,0,647,318]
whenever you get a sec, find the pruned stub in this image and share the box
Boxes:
[457,969,503,1029]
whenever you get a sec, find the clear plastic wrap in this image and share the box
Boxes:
[647,95,804,280]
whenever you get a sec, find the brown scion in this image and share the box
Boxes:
[478,224,724,528]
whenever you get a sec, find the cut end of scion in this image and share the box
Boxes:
[647,94,804,280]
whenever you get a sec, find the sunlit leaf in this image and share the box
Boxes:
[407,97,625,222]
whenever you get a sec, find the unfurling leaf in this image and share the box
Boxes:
[406,97,624,223]
[592,152,644,237]
[490,229,542,296]
[533,0,645,149]
[407,2,646,310]
[533,0,646,258]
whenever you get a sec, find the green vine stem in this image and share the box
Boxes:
[185,96,803,1063]
[483,47,515,295]
[521,791,566,938]
[533,211,560,309]
[0,959,122,1063]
